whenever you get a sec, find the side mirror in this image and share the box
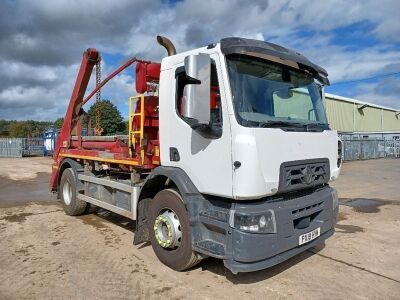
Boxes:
[183,53,211,125]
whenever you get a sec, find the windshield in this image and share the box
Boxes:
[226,55,329,130]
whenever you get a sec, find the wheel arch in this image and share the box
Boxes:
[57,158,84,196]
[139,167,199,201]
[134,166,200,245]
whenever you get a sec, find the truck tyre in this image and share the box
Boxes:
[148,189,201,271]
[60,168,87,216]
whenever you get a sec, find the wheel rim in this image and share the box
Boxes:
[153,209,182,249]
[63,181,72,205]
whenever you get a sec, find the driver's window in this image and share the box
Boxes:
[175,61,222,124]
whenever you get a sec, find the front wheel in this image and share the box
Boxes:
[148,189,201,271]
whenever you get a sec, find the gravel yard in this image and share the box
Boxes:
[0,157,399,299]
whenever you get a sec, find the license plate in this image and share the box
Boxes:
[299,227,320,245]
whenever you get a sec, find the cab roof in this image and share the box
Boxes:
[220,37,329,83]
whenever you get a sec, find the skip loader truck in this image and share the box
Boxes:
[50,36,341,274]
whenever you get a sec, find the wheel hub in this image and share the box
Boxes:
[63,181,72,205]
[153,210,182,249]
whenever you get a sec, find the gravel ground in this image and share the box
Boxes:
[0,157,399,299]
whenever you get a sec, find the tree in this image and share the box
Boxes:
[0,120,11,137]
[54,117,64,131]
[1,119,53,137]
[87,100,125,135]
[8,121,30,137]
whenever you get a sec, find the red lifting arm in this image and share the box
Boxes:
[50,48,157,191]
[50,48,99,190]
[54,52,152,161]
[81,56,150,106]
[54,48,99,159]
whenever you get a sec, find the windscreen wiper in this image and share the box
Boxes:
[305,122,330,130]
[258,120,305,128]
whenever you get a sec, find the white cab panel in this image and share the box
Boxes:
[158,44,341,200]
[159,52,234,198]
[232,123,341,199]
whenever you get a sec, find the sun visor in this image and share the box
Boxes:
[315,73,330,86]
[221,37,329,84]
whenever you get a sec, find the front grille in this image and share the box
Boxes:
[278,159,330,192]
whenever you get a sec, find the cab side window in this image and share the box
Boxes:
[175,62,222,125]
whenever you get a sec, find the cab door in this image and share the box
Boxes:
[159,52,233,197]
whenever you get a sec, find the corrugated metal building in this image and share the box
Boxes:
[325,93,400,133]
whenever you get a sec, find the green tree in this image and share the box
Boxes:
[0,120,11,136]
[54,117,64,131]
[8,121,30,137]
[0,119,54,137]
[88,100,125,135]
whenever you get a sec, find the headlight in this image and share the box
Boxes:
[331,188,339,210]
[229,209,276,233]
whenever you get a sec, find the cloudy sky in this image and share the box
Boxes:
[0,0,399,121]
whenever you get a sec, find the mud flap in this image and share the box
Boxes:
[133,197,151,245]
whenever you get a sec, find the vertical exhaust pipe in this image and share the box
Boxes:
[157,35,176,56]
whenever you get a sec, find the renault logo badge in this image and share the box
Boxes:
[302,166,313,184]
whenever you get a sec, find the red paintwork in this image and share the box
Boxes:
[136,62,161,93]
[50,48,162,192]
[210,86,221,109]
[50,48,218,192]
[132,95,160,164]
[70,140,129,155]
[50,48,99,190]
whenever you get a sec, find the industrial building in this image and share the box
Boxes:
[324,93,399,160]
[325,93,400,134]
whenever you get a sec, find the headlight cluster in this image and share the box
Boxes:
[229,209,276,233]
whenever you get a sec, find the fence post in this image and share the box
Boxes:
[384,139,386,158]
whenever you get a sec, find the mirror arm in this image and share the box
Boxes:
[184,76,201,85]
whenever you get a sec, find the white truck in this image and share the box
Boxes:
[51,36,341,274]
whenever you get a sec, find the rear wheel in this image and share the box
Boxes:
[148,189,201,271]
[60,168,87,216]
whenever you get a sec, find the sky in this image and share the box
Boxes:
[0,0,399,121]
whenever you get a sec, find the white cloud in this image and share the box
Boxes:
[0,63,79,120]
[0,0,399,119]
[0,61,58,82]
[350,77,400,109]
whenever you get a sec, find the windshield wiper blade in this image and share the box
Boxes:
[306,122,329,128]
[258,120,305,128]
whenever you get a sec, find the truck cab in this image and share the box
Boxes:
[52,36,341,274]
[153,37,341,273]
[159,38,341,199]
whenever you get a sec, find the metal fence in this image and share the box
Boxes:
[22,138,44,156]
[339,134,400,161]
[0,138,44,158]
[0,138,23,157]
[1,134,399,160]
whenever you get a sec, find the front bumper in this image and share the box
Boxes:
[189,186,338,274]
[224,228,334,273]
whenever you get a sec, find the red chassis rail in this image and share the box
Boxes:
[50,48,160,191]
